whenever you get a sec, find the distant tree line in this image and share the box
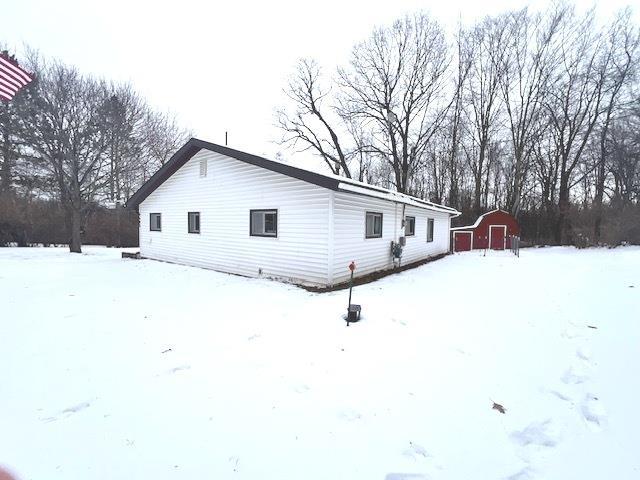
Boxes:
[0,49,190,251]
[277,3,640,246]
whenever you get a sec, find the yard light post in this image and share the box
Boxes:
[346,261,361,326]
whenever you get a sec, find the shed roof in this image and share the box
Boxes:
[450,209,511,231]
[126,138,461,216]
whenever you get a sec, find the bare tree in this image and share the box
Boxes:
[609,105,640,204]
[500,7,564,217]
[461,15,509,214]
[25,60,109,253]
[543,8,609,243]
[592,9,639,241]
[277,59,352,177]
[337,13,451,194]
[442,23,472,209]
[97,83,146,203]
[142,110,190,171]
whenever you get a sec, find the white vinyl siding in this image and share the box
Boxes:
[139,150,330,286]
[139,149,453,287]
[330,194,451,285]
[399,207,450,266]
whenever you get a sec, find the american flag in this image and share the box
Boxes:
[0,52,34,102]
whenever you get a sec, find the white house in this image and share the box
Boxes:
[127,138,461,287]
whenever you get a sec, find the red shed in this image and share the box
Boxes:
[451,209,520,252]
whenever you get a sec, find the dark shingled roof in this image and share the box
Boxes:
[126,137,459,215]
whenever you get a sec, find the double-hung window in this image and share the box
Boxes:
[150,213,161,231]
[365,212,383,238]
[188,212,200,234]
[427,218,434,242]
[250,209,278,237]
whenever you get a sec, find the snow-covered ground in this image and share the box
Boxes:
[1,246,639,480]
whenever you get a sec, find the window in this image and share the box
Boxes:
[365,212,383,238]
[199,158,208,177]
[250,209,277,237]
[150,213,161,231]
[427,218,434,242]
[405,216,415,236]
[188,212,200,234]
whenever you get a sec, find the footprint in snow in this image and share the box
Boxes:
[62,401,92,415]
[576,346,591,361]
[40,399,95,423]
[581,393,607,432]
[506,466,534,480]
[293,384,310,394]
[167,365,191,374]
[337,409,362,422]
[561,366,589,385]
[549,388,573,402]
[561,327,581,340]
[510,420,558,448]
[402,442,430,461]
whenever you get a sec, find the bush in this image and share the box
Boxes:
[0,193,139,247]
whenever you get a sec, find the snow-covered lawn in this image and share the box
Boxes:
[1,246,639,480]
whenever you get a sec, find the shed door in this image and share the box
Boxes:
[454,232,472,252]
[489,226,506,250]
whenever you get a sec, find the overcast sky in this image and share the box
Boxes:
[4,0,636,171]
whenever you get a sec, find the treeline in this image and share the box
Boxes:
[277,3,640,245]
[0,49,190,251]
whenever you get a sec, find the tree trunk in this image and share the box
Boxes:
[556,174,570,245]
[68,208,82,253]
[473,173,482,215]
[593,159,605,244]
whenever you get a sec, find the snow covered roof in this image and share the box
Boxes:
[337,183,459,215]
[450,209,511,230]
[127,138,461,216]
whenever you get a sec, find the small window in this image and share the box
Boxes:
[250,209,277,237]
[365,212,383,238]
[199,159,207,177]
[405,216,415,236]
[188,212,200,234]
[150,213,161,231]
[427,218,434,242]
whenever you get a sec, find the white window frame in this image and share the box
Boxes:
[405,216,416,236]
[365,211,383,239]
